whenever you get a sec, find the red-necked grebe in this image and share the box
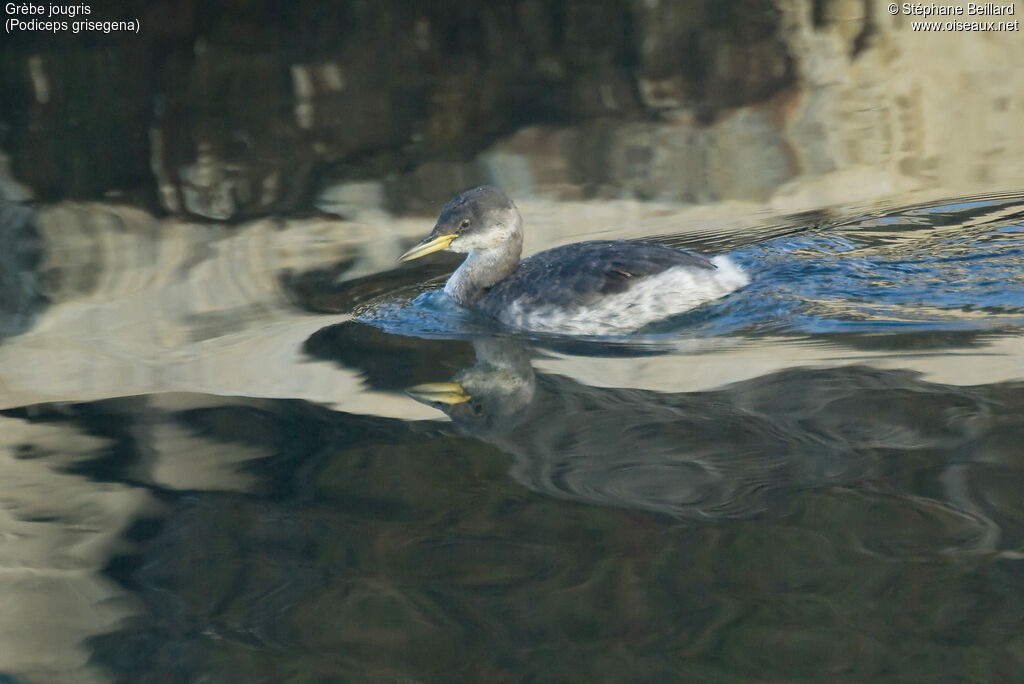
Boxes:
[399,186,748,334]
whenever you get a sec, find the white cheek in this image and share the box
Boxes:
[452,224,511,251]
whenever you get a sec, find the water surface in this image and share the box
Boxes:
[2,193,1024,682]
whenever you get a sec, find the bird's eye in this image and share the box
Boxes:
[460,219,470,229]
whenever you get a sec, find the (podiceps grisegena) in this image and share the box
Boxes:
[399,186,748,334]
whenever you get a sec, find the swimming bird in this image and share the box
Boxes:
[399,186,748,334]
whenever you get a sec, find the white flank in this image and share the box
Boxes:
[500,255,749,335]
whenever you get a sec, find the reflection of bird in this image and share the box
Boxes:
[407,337,1024,536]
[399,186,748,334]
[405,337,537,434]
[407,337,874,519]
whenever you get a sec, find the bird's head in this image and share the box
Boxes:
[399,185,522,261]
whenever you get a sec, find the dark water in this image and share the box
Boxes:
[2,194,1024,683]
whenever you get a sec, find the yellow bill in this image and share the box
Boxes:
[405,382,471,405]
[399,233,456,262]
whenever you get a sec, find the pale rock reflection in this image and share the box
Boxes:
[0,416,154,683]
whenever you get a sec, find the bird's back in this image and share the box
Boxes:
[475,240,713,313]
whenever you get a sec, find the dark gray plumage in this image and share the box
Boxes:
[474,240,716,317]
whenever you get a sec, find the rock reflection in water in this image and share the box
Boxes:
[0,411,152,683]
[63,327,1024,683]
[0,203,46,340]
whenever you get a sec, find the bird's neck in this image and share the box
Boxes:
[444,234,523,306]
